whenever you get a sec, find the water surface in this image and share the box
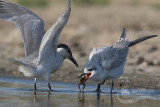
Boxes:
[0,77,160,107]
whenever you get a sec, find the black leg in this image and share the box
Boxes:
[48,82,52,91]
[96,80,105,92]
[110,79,114,93]
[96,84,101,92]
[34,78,37,91]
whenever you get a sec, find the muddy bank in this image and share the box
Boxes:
[0,0,160,89]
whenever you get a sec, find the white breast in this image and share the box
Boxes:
[36,55,63,76]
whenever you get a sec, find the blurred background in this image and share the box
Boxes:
[0,0,160,88]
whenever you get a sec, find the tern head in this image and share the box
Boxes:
[79,62,102,81]
[57,44,78,67]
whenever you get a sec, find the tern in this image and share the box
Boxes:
[0,0,78,91]
[79,28,157,93]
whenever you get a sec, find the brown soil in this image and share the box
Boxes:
[0,0,160,89]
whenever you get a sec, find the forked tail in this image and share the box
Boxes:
[8,58,27,66]
[8,58,35,77]
[129,35,158,47]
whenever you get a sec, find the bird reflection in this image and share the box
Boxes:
[33,91,114,107]
[34,91,36,102]
[78,92,85,107]
[78,92,114,107]
[46,92,51,107]
[110,94,113,107]
[33,91,51,107]
[97,92,100,100]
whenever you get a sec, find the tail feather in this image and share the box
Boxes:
[129,35,158,47]
[120,28,126,39]
[8,58,35,77]
[8,58,27,66]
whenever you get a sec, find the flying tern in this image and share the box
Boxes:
[79,28,157,93]
[0,0,78,91]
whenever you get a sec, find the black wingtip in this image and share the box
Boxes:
[120,28,126,39]
[129,35,158,47]
[66,0,71,13]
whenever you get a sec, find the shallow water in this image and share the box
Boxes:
[0,77,160,107]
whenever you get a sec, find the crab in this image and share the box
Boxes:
[78,73,91,92]
[78,75,86,91]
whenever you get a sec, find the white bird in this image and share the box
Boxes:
[79,28,157,93]
[0,0,78,91]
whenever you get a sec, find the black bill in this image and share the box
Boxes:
[68,56,78,67]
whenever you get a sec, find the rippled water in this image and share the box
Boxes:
[0,77,160,107]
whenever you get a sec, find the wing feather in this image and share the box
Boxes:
[38,0,71,63]
[0,0,44,61]
[90,38,129,70]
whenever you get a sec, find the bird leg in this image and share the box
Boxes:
[46,76,52,91]
[96,80,105,92]
[34,78,37,91]
[96,84,101,92]
[48,81,52,91]
[110,79,114,93]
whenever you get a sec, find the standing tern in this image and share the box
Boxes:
[0,0,78,91]
[79,28,157,93]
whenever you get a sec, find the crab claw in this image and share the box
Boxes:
[78,73,86,78]
[82,83,86,89]
[78,73,88,91]
[78,83,82,92]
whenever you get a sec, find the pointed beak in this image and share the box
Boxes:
[68,55,78,67]
[78,73,91,79]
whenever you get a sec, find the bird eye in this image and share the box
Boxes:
[88,68,93,71]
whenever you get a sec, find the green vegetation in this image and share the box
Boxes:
[73,0,110,5]
[152,4,160,11]
[17,0,48,7]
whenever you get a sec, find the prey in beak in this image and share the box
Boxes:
[78,73,91,91]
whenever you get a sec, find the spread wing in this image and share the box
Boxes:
[90,38,129,70]
[0,0,44,61]
[38,0,71,63]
